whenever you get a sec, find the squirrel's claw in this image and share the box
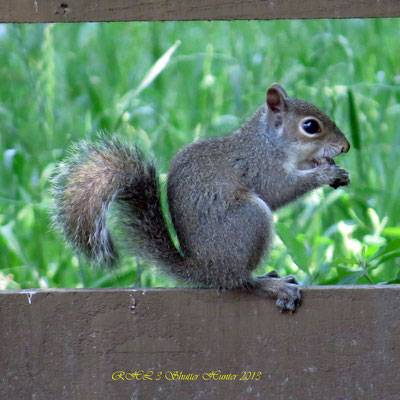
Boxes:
[276,282,302,313]
[252,275,302,313]
[264,270,280,278]
[329,166,350,189]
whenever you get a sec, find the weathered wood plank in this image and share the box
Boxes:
[1,286,400,399]
[0,0,400,23]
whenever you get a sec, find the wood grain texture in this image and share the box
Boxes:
[1,0,400,23]
[1,286,400,399]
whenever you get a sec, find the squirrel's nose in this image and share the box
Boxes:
[341,140,350,153]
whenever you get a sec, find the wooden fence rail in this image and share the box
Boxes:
[1,0,400,23]
[1,286,400,399]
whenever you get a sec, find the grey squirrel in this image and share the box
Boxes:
[51,84,350,313]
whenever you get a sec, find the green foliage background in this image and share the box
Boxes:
[0,20,399,290]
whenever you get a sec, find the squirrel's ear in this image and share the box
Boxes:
[266,84,288,113]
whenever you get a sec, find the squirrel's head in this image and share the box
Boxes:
[266,84,350,171]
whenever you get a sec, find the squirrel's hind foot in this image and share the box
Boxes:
[249,275,301,313]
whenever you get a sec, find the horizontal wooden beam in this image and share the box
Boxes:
[0,0,400,23]
[1,286,400,398]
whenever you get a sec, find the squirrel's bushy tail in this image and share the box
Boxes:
[50,135,186,276]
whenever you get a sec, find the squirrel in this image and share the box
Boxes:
[51,84,350,313]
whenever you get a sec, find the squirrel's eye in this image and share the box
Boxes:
[302,119,321,135]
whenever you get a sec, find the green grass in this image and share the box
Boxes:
[0,20,399,290]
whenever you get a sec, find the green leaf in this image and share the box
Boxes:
[120,40,181,105]
[330,258,358,266]
[275,223,310,273]
[0,222,28,265]
[367,239,400,263]
[347,88,361,150]
[375,251,400,266]
[383,227,400,238]
[387,271,400,284]
[339,271,364,285]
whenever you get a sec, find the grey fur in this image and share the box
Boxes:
[50,85,350,312]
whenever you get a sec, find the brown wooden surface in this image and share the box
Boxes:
[1,0,400,23]
[1,286,400,399]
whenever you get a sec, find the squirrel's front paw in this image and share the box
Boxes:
[322,164,350,189]
[330,166,350,189]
